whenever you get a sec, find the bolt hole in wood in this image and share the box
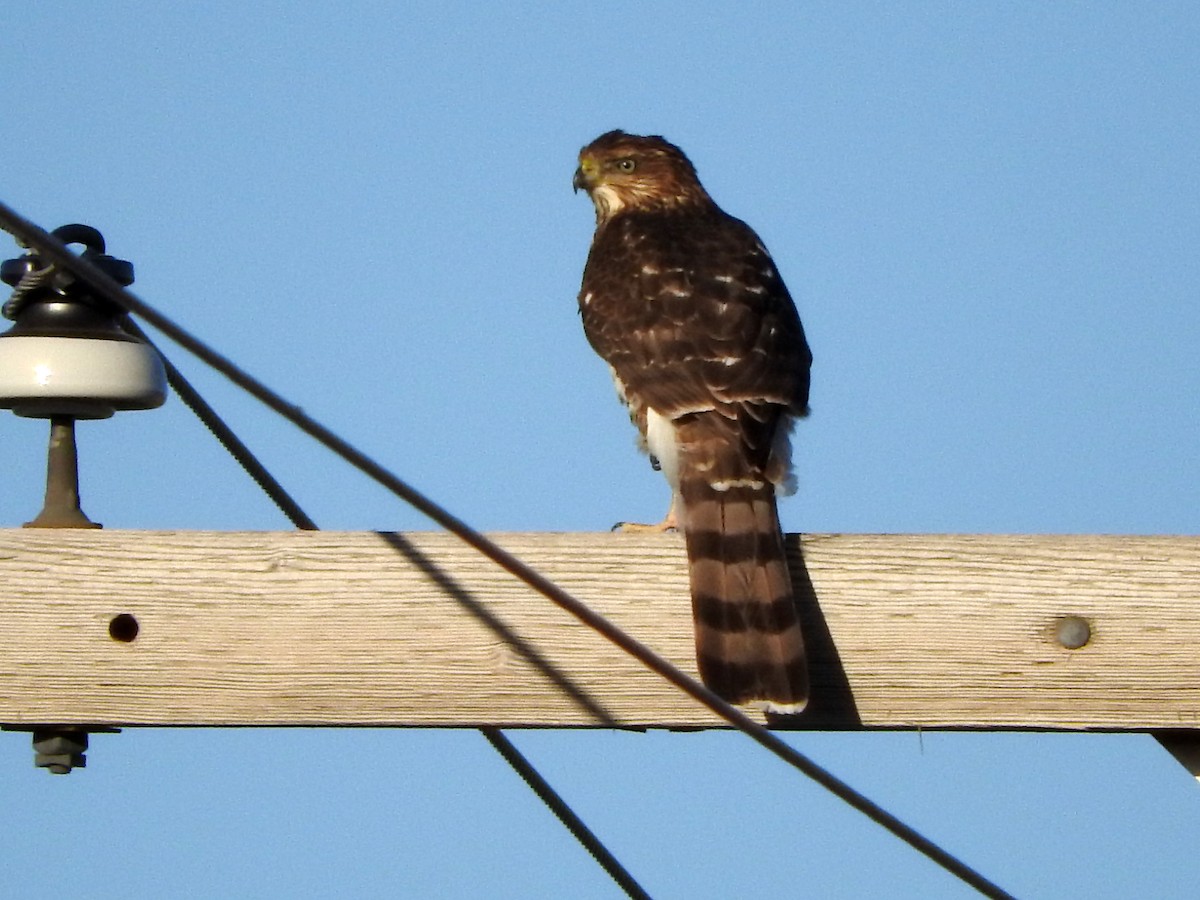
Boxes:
[108,613,139,643]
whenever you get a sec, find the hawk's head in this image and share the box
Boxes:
[574,130,711,223]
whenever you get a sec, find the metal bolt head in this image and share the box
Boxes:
[1055,615,1092,650]
[32,729,88,774]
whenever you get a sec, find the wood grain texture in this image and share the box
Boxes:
[0,529,1197,729]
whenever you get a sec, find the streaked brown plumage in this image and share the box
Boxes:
[573,130,812,711]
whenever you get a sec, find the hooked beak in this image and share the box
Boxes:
[574,156,599,194]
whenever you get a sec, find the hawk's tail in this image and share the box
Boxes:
[679,476,809,712]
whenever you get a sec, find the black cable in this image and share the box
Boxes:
[482,728,652,900]
[120,318,319,531]
[0,201,1015,899]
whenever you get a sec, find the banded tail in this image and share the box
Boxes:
[679,475,808,712]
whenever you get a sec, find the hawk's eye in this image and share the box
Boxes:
[616,158,636,173]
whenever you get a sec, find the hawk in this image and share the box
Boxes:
[573,130,812,712]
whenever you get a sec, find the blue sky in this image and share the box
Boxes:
[2,3,1199,897]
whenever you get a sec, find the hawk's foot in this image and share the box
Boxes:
[611,496,678,533]
[611,512,678,534]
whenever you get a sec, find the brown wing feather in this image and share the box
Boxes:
[581,209,810,428]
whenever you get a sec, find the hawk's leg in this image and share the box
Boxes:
[612,495,678,533]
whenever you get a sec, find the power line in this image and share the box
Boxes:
[482,729,652,900]
[0,201,1015,899]
[120,318,319,531]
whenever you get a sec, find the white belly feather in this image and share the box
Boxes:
[645,407,680,491]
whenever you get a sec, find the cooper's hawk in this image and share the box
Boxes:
[573,130,812,712]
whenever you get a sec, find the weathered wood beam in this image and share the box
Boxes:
[0,530,1197,730]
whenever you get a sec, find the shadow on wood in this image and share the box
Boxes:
[768,535,863,730]
[374,531,625,727]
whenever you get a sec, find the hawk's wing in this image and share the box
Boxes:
[580,207,810,462]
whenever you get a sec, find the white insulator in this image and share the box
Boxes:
[0,334,167,419]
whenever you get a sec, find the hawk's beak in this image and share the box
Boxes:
[574,156,598,194]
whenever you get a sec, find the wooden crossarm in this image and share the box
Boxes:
[0,530,1197,731]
